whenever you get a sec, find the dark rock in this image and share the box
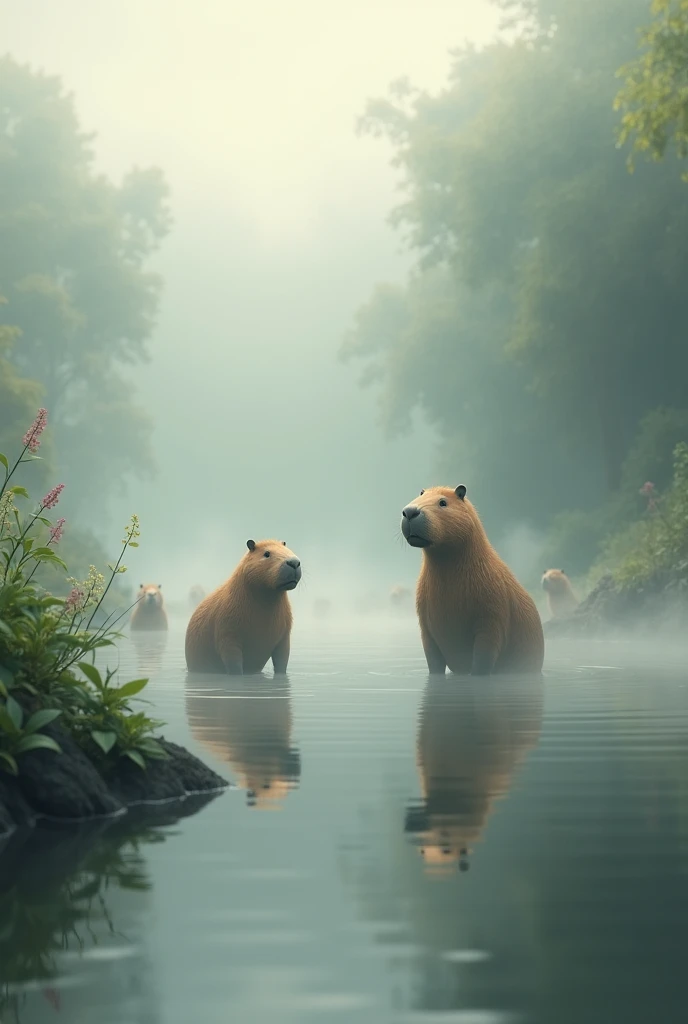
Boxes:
[109,738,226,806]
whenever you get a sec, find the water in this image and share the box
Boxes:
[2,618,688,1023]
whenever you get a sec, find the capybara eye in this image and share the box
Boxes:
[264,551,270,558]
[439,498,447,507]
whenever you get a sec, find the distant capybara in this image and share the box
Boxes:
[541,569,578,620]
[130,584,168,632]
[313,598,332,619]
[405,674,543,872]
[185,676,300,809]
[389,584,412,610]
[185,539,302,675]
[401,485,544,675]
[189,584,206,610]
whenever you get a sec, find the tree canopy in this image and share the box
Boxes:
[344,0,688,552]
[0,57,171,519]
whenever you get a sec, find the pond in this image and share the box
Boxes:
[1,618,688,1023]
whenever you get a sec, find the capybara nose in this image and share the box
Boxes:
[286,558,301,569]
[402,505,421,521]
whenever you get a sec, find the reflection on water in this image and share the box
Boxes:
[1,626,688,1023]
[186,674,300,809]
[405,675,543,874]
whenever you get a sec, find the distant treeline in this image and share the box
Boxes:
[343,0,688,580]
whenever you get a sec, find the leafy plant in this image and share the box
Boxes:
[0,408,166,775]
[0,694,62,776]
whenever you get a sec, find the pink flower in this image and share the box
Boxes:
[42,484,64,510]
[49,517,66,544]
[639,481,655,497]
[22,408,48,453]
[64,586,84,612]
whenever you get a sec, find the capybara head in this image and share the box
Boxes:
[401,484,476,550]
[138,583,164,608]
[243,539,302,592]
[541,568,570,593]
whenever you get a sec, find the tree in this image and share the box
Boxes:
[345,0,688,540]
[616,0,688,179]
[0,57,170,519]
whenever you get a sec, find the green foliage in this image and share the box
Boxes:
[595,443,688,587]
[0,416,165,775]
[616,0,688,179]
[0,56,171,520]
[345,0,688,581]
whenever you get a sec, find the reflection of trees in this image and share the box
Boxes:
[339,672,688,1021]
[0,796,215,1022]
[185,675,300,809]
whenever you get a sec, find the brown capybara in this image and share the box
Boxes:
[130,584,168,632]
[189,584,206,610]
[185,676,301,809]
[185,539,301,675]
[541,569,578,619]
[405,674,543,872]
[401,485,544,675]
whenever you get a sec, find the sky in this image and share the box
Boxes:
[6,0,502,603]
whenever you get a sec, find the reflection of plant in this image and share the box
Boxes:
[0,409,166,772]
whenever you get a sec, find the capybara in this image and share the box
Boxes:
[541,568,578,619]
[405,674,543,871]
[185,539,302,675]
[185,676,300,809]
[130,584,168,632]
[189,584,206,609]
[401,485,544,675]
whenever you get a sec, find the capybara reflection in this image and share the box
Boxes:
[405,674,543,872]
[185,677,300,809]
[185,539,301,675]
[401,485,544,675]
[541,569,578,619]
[130,584,168,632]
[189,584,206,610]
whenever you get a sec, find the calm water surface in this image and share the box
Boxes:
[2,617,688,1023]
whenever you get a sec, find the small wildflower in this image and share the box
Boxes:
[22,408,48,454]
[64,586,85,613]
[85,565,105,603]
[49,517,66,545]
[639,481,655,497]
[123,513,141,546]
[41,483,65,510]
[0,490,17,530]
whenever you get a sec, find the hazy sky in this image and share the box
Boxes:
[7,1,504,601]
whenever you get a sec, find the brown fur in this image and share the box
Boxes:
[184,539,300,675]
[130,584,168,632]
[406,674,543,871]
[185,677,300,808]
[402,485,544,675]
[541,568,578,619]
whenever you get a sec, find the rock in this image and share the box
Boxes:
[109,738,227,806]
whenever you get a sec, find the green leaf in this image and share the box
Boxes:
[91,730,117,754]
[0,620,15,639]
[24,708,62,734]
[123,749,146,770]
[30,548,68,570]
[9,486,29,499]
[128,542,139,548]
[0,751,18,775]
[15,734,62,756]
[78,662,104,688]
[0,681,7,699]
[6,695,23,731]
[116,677,149,700]
[0,453,8,472]
[136,738,168,760]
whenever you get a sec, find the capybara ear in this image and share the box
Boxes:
[139,583,143,588]
[420,489,425,495]
[455,484,467,500]
[247,539,256,551]
[283,540,287,546]
[560,569,565,574]
[158,584,162,589]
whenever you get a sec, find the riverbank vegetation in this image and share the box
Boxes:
[343,0,688,608]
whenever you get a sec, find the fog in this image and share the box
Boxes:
[5,0,503,604]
